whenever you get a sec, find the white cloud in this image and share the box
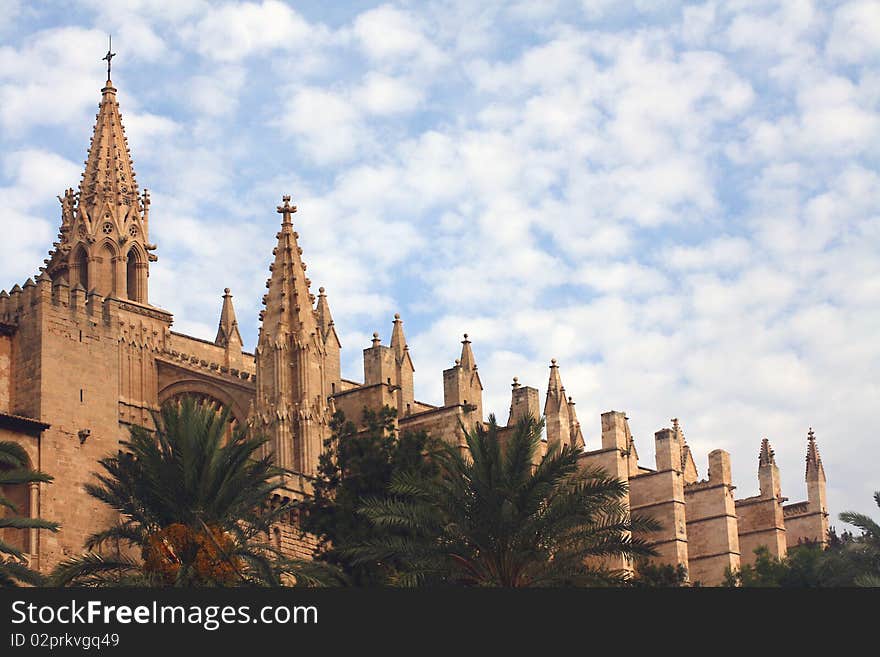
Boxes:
[186,67,247,117]
[576,261,668,295]
[0,27,110,134]
[0,149,80,284]
[186,0,317,62]
[353,72,424,115]
[351,4,446,68]
[826,0,880,64]
[667,237,752,271]
[275,86,365,165]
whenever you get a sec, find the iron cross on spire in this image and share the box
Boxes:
[102,35,116,80]
[277,194,298,223]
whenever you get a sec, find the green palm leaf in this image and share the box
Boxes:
[346,413,658,586]
[55,396,336,587]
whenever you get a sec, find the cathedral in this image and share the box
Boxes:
[0,69,829,585]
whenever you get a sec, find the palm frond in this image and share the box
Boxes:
[50,553,143,587]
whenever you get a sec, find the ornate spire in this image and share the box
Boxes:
[805,427,825,479]
[759,438,776,467]
[673,418,699,483]
[43,56,155,302]
[252,194,330,475]
[215,288,243,348]
[259,195,319,341]
[79,63,139,215]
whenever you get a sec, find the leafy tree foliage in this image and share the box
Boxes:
[839,491,880,586]
[724,523,880,587]
[631,560,691,587]
[0,441,58,586]
[298,406,438,585]
[347,414,660,586]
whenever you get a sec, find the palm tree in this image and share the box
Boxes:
[0,441,58,586]
[347,414,660,586]
[51,396,338,587]
[839,491,880,587]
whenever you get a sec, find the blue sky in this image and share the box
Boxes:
[1,0,878,524]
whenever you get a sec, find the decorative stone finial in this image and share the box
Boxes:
[512,376,520,389]
[319,287,325,294]
[224,287,231,295]
[371,332,380,347]
[759,438,776,467]
[551,358,557,366]
[394,313,401,320]
[806,427,823,478]
[276,194,297,223]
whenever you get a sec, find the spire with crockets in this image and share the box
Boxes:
[250,195,331,476]
[44,44,155,303]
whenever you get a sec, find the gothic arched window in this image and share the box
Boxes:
[127,248,141,302]
[96,242,116,297]
[72,245,89,292]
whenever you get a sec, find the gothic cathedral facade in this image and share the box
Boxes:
[0,75,829,585]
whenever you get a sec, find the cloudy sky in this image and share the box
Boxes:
[1,0,878,523]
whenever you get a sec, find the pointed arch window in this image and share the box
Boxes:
[96,243,116,297]
[126,248,141,302]
[72,245,89,292]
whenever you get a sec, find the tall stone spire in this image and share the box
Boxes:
[758,437,781,499]
[251,195,330,475]
[79,78,140,214]
[759,438,776,467]
[804,427,829,545]
[805,427,825,480]
[673,418,699,483]
[44,54,155,303]
[258,196,319,338]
